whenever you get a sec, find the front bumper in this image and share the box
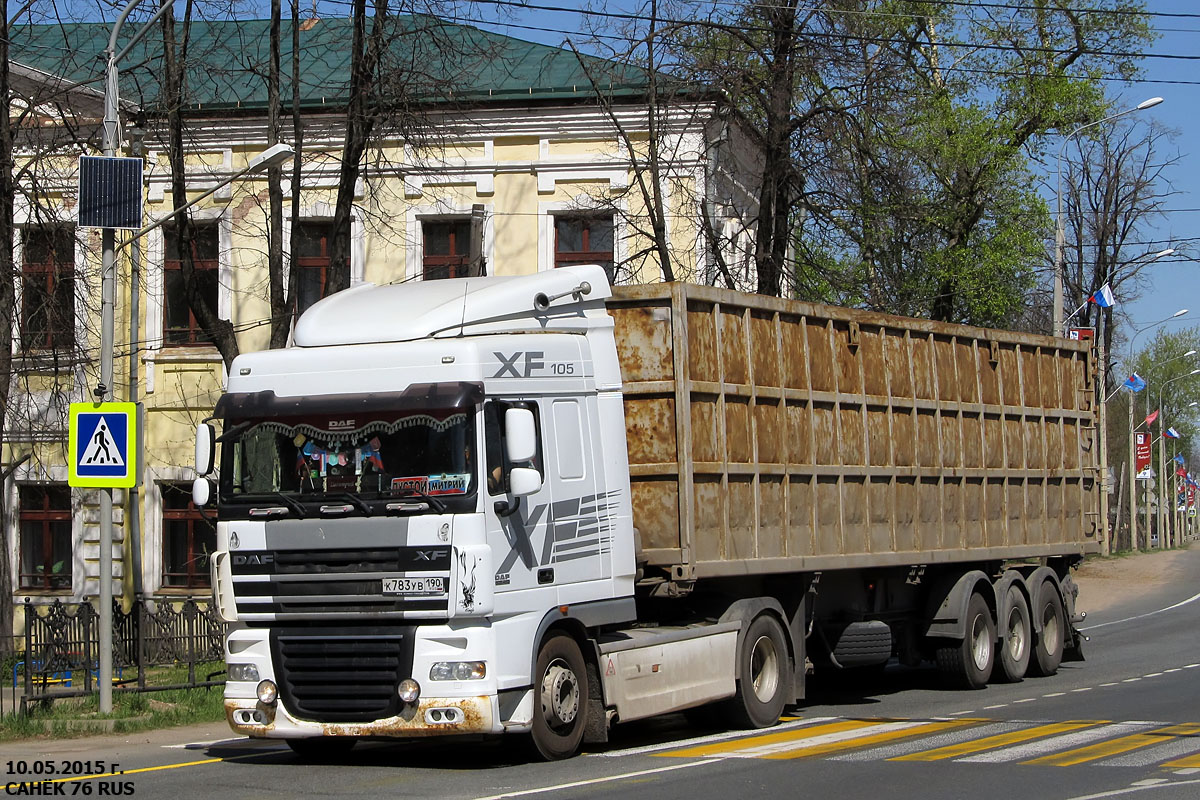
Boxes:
[225,693,497,739]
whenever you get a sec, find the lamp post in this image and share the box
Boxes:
[96,1,293,713]
[1125,308,1188,553]
[1054,96,1164,337]
[1156,367,1200,548]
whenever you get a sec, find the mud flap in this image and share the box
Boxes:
[1063,625,1086,663]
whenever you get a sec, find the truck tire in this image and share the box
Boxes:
[721,614,788,729]
[1030,581,1065,677]
[531,632,588,760]
[935,592,994,690]
[997,585,1031,683]
[286,737,357,759]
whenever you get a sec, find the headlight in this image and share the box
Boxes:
[430,661,487,681]
[228,663,260,682]
[256,679,278,705]
[397,678,421,704]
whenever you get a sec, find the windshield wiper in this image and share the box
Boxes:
[248,492,307,519]
[387,488,447,514]
[322,493,373,516]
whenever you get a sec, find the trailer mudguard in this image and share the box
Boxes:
[718,597,803,702]
[1022,566,1064,638]
[924,569,995,641]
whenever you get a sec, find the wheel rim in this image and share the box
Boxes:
[540,658,579,730]
[749,634,780,703]
[1005,606,1027,662]
[1042,603,1061,658]
[970,614,991,671]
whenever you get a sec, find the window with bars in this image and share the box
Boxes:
[554,215,615,283]
[163,222,220,346]
[19,485,72,591]
[161,483,216,589]
[295,221,336,317]
[422,219,472,280]
[20,226,76,351]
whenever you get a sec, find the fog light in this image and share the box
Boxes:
[228,663,260,682]
[256,679,278,705]
[397,678,421,704]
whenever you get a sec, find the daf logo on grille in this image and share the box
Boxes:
[414,549,448,561]
[232,553,273,566]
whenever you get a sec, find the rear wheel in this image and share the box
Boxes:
[721,614,789,729]
[996,585,1031,683]
[530,633,588,760]
[1030,581,1065,677]
[935,592,994,689]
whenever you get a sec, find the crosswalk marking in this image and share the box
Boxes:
[760,719,984,760]
[1023,723,1200,767]
[658,719,881,758]
[646,715,1200,771]
[889,721,1104,762]
[958,722,1155,764]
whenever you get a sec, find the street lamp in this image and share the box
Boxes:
[1053,96,1164,337]
[1125,308,1188,554]
[95,1,294,714]
[1156,366,1200,549]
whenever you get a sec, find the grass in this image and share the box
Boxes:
[0,663,227,742]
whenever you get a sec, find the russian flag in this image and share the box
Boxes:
[1089,284,1116,308]
[1166,427,1181,439]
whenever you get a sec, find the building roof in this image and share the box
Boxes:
[10,15,663,113]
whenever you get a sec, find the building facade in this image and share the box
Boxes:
[3,16,759,623]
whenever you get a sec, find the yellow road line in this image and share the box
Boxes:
[890,721,1104,762]
[1027,723,1200,767]
[762,718,987,760]
[656,718,883,758]
[12,758,225,787]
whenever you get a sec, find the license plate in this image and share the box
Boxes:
[382,576,445,596]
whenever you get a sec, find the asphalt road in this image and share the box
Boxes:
[6,548,1200,800]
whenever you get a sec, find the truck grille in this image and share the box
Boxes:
[271,627,414,722]
[231,547,450,620]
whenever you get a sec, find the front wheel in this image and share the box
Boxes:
[531,632,588,761]
[935,591,994,689]
[1029,581,1065,677]
[721,614,789,729]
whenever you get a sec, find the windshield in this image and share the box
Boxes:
[218,407,477,515]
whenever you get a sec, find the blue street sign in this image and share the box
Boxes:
[69,402,138,488]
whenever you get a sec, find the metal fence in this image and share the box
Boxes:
[6,597,226,713]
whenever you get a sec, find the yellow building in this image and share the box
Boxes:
[5,16,758,617]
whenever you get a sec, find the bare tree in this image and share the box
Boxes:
[1061,119,1184,386]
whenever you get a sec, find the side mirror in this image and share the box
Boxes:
[505,408,537,463]
[192,476,213,507]
[509,466,542,497]
[195,423,216,477]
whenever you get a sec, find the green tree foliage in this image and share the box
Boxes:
[675,0,1153,326]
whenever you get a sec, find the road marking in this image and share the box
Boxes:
[1101,734,1200,767]
[1015,697,1038,703]
[832,721,1023,762]
[760,719,984,760]
[657,718,880,758]
[14,758,225,787]
[949,710,976,716]
[1122,678,1142,683]
[958,722,1157,764]
[1101,682,1120,687]
[1044,692,1067,697]
[1131,779,1169,786]
[890,721,1103,762]
[1143,673,1163,678]
[592,717,829,758]
[1063,777,1200,800]
[1071,688,1094,693]
[1176,768,1200,775]
[472,759,723,800]
[1022,723,1200,766]
[984,704,1009,710]
[1079,590,1200,631]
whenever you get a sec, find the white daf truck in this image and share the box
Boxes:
[198,265,1096,759]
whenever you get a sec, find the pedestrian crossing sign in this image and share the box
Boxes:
[68,402,138,488]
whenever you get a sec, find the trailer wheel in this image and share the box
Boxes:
[997,585,1031,683]
[286,737,357,760]
[935,592,994,689]
[722,614,788,729]
[531,632,588,760]
[1030,581,1065,677]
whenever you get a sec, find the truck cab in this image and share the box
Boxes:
[201,266,638,757]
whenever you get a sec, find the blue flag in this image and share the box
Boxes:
[1123,373,1146,392]
[1176,454,1186,466]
